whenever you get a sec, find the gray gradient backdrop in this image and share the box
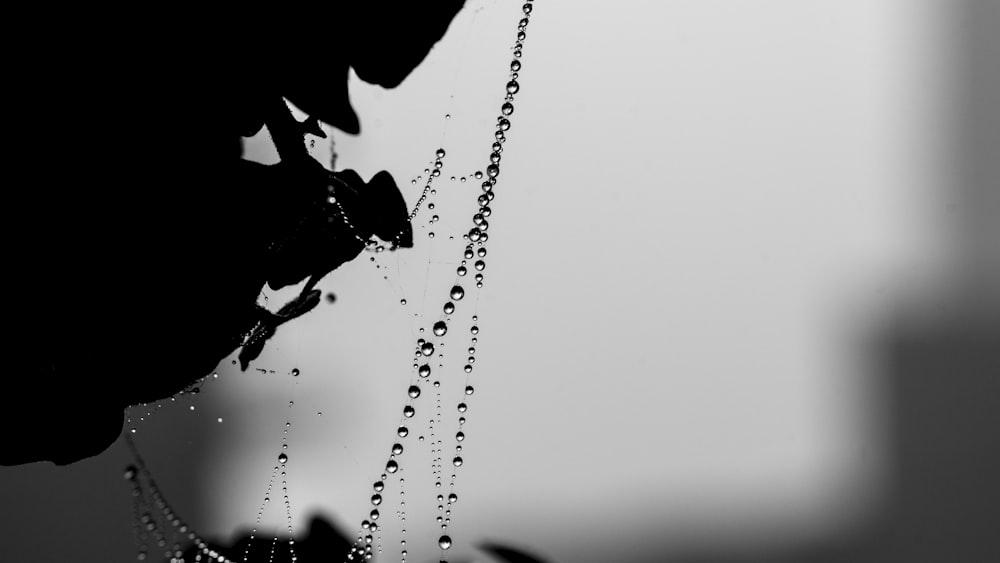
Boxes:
[1,1,997,562]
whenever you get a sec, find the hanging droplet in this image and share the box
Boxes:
[438,535,452,550]
[419,364,432,378]
[433,321,448,336]
[278,453,288,464]
[450,286,465,301]
[408,385,421,399]
[506,80,520,95]
[501,102,514,116]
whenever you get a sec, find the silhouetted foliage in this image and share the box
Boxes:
[3,2,464,466]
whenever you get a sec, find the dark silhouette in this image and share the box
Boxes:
[2,2,464,466]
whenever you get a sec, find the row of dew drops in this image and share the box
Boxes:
[120,2,536,562]
[346,4,535,563]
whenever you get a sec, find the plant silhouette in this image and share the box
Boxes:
[2,2,464,466]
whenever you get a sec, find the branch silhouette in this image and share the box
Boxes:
[2,2,464,466]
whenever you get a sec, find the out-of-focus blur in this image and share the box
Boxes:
[1,1,996,562]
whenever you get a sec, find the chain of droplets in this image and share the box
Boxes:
[243,401,299,563]
[124,435,239,563]
[343,3,534,562]
[125,372,226,436]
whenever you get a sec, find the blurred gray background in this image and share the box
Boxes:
[1,1,997,562]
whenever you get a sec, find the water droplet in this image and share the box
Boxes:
[398,426,409,437]
[217,417,223,423]
[386,460,399,473]
[498,118,511,131]
[443,302,455,315]
[464,364,473,373]
[486,165,500,178]
[436,148,446,159]
[421,342,435,356]
[448,493,458,503]
[433,321,448,336]
[438,535,452,550]
[457,265,467,276]
[291,368,300,377]
[371,494,383,506]
[392,443,404,455]
[506,80,520,95]
[511,60,522,72]
[452,457,464,467]
[517,31,526,41]
[124,466,137,480]
[445,113,451,119]
[408,385,421,398]
[465,385,475,395]
[474,260,486,271]
[456,431,465,441]
[501,102,514,116]
[457,403,468,413]
[450,286,465,301]
[419,364,432,378]
[371,509,380,520]
[490,151,501,164]
[278,453,288,464]
[374,481,385,492]
[474,171,483,179]
[403,405,415,418]
[400,299,407,305]
[471,325,479,335]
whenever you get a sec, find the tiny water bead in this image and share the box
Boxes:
[433,321,448,336]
